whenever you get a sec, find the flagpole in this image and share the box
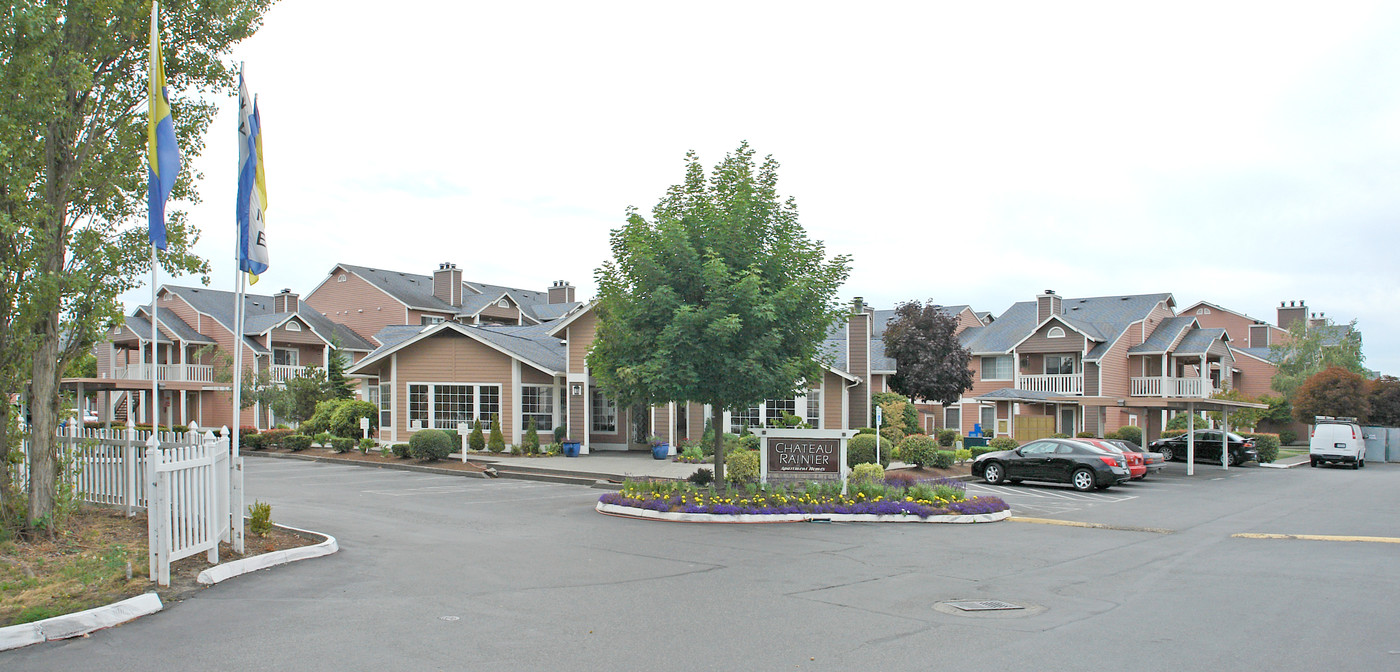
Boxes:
[151,244,160,436]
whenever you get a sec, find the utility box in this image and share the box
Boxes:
[964,437,988,448]
[1361,426,1388,463]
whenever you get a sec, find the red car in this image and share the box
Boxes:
[1080,439,1146,480]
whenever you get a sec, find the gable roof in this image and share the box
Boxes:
[159,285,376,352]
[963,293,1174,357]
[1174,327,1230,355]
[349,322,567,376]
[1127,316,1198,355]
[332,263,568,324]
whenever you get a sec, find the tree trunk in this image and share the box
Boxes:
[710,405,725,485]
[27,317,61,536]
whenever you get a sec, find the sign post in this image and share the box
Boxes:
[875,406,883,466]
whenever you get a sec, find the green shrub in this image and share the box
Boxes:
[241,433,264,450]
[1163,429,1187,438]
[1111,426,1143,445]
[391,443,411,458]
[314,432,333,447]
[856,427,876,435]
[330,400,378,438]
[259,428,294,449]
[879,426,904,447]
[725,450,759,484]
[688,467,714,486]
[553,424,567,444]
[847,434,889,469]
[851,462,885,484]
[932,450,955,469]
[248,500,272,536]
[488,414,505,453]
[358,437,376,454]
[970,446,995,458]
[954,448,972,464]
[470,418,485,451]
[988,437,1019,451]
[410,429,452,461]
[1075,431,1097,438]
[1050,432,1069,439]
[680,446,704,461]
[936,428,959,447]
[898,434,938,467]
[1242,432,1280,463]
[739,434,760,451]
[283,434,313,452]
[330,437,354,453]
[523,419,540,452]
[1278,428,1298,445]
[302,399,349,436]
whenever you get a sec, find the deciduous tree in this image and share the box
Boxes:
[882,301,974,407]
[1367,375,1400,427]
[1271,318,1366,400]
[588,143,851,482]
[1292,366,1370,424]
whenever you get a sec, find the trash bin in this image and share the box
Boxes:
[964,436,988,448]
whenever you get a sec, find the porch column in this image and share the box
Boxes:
[390,353,399,444]
[76,381,86,427]
[1201,357,1209,398]
[511,359,522,446]
[1186,401,1196,476]
[1162,354,1168,396]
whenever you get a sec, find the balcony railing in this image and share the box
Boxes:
[271,364,311,384]
[1017,373,1083,395]
[112,363,215,383]
[1131,377,1220,398]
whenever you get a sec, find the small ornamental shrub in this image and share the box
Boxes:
[330,400,378,439]
[488,414,505,453]
[679,446,705,462]
[740,434,760,451]
[259,428,294,449]
[954,448,972,464]
[1076,431,1097,438]
[510,443,523,456]
[523,419,540,453]
[890,444,902,461]
[241,433,264,450]
[302,399,349,436]
[988,437,1019,451]
[1112,425,1144,445]
[1278,428,1298,445]
[725,450,759,484]
[970,446,996,458]
[283,434,313,452]
[688,467,714,486]
[410,429,453,461]
[314,432,333,447]
[553,424,567,444]
[273,423,290,430]
[1050,433,1069,439]
[1162,429,1188,438]
[359,437,375,454]
[1242,433,1281,463]
[856,427,876,435]
[330,437,354,453]
[899,434,938,467]
[879,426,905,447]
[380,444,392,458]
[544,442,561,455]
[851,462,886,484]
[936,428,959,447]
[391,443,411,458]
[470,418,485,451]
[847,434,889,469]
[248,500,273,536]
[932,450,956,469]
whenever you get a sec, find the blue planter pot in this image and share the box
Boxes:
[562,441,581,457]
[652,443,670,460]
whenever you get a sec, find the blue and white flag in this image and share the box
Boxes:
[146,1,180,250]
[237,73,269,282]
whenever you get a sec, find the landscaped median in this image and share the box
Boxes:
[596,475,1010,524]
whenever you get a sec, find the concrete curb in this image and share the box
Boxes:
[0,592,163,652]
[242,450,490,479]
[596,501,1010,524]
[197,523,338,585]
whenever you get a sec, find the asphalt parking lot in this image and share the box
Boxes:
[7,458,1399,671]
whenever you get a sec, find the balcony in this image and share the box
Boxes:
[1131,377,1220,398]
[112,363,215,383]
[271,364,312,384]
[1017,373,1083,395]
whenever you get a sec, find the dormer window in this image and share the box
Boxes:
[1047,326,1066,338]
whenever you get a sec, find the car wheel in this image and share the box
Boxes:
[1158,446,1175,462]
[1353,459,1361,470]
[1228,452,1240,467]
[1071,468,1096,492]
[1359,457,1365,469]
[983,462,1006,485]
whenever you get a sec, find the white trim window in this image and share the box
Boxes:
[944,406,961,432]
[1046,326,1065,338]
[273,347,298,367]
[378,382,391,428]
[591,389,616,432]
[407,383,501,431]
[980,405,996,436]
[285,321,302,332]
[764,397,797,427]
[1044,354,1076,375]
[521,385,554,431]
[420,315,445,325]
[981,356,1012,381]
[730,404,761,433]
[805,390,822,428]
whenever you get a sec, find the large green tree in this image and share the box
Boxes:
[1292,366,1370,424]
[1270,318,1366,400]
[588,143,851,482]
[882,300,974,407]
[1,1,273,534]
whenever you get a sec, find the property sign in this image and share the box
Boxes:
[756,428,853,485]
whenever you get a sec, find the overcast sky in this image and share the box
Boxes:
[131,0,1400,375]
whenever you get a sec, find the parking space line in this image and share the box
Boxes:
[1232,533,1400,544]
[1009,517,1176,533]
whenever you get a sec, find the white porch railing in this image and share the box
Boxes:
[271,364,311,384]
[1017,373,1084,395]
[1131,377,1219,398]
[113,363,215,383]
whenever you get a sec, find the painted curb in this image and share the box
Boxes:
[0,592,162,652]
[596,501,1010,524]
[197,523,338,585]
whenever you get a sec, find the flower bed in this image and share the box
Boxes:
[597,477,1009,521]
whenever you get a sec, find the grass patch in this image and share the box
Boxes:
[0,508,149,626]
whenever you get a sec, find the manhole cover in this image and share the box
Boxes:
[945,600,1024,612]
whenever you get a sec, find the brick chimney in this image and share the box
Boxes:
[1037,289,1062,322]
[548,280,575,305]
[1277,300,1306,330]
[1308,312,1328,329]
[273,288,298,314]
[1248,323,1271,348]
[433,262,462,307]
[847,297,872,429]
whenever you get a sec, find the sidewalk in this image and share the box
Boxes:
[465,451,704,481]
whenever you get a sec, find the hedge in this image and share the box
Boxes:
[988,437,1019,451]
[283,434,313,452]
[1241,432,1281,463]
[847,434,889,469]
[932,450,955,469]
[410,429,453,461]
[329,437,354,453]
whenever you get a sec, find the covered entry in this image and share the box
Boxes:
[1070,395,1268,475]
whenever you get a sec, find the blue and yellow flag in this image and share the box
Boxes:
[146,1,180,251]
[237,73,269,282]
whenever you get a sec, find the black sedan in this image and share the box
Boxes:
[1149,430,1257,466]
[971,438,1131,492]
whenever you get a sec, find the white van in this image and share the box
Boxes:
[1309,417,1365,469]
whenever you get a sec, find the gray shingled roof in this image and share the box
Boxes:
[120,314,172,344]
[1234,346,1279,363]
[964,293,1174,356]
[976,388,1063,402]
[369,325,427,351]
[161,285,375,352]
[355,322,566,375]
[1174,328,1228,355]
[132,307,214,345]
[1127,316,1197,354]
[338,264,567,324]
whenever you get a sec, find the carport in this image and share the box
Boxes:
[1064,396,1269,475]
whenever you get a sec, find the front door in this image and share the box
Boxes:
[1060,408,1076,436]
[631,403,649,450]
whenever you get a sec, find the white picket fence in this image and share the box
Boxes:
[16,421,245,586]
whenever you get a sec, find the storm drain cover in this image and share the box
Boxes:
[945,600,1024,612]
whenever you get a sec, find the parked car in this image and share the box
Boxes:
[1079,438,1146,480]
[972,438,1131,492]
[1309,416,1365,469]
[1102,438,1164,475]
[1150,430,1257,466]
